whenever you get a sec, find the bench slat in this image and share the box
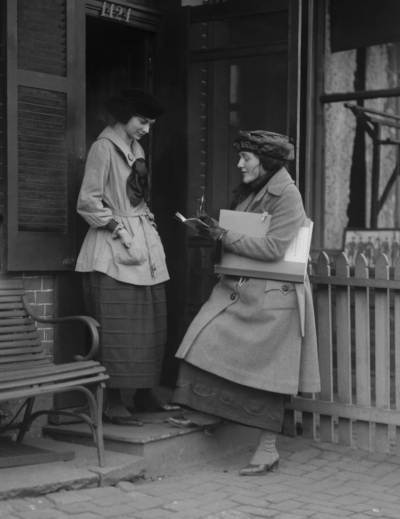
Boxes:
[0,359,51,371]
[0,339,42,349]
[0,296,25,303]
[0,360,102,381]
[0,281,24,289]
[0,324,36,334]
[0,364,107,391]
[0,373,109,402]
[0,332,40,342]
[0,290,27,297]
[0,352,47,364]
[0,310,28,318]
[0,318,32,326]
[0,346,43,356]
[0,303,24,310]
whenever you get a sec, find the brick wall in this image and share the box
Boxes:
[13,273,55,361]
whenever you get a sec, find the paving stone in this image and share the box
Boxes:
[230,495,270,508]
[46,492,93,506]
[67,514,103,519]
[189,483,224,494]
[234,505,279,517]
[18,510,67,519]
[116,481,137,493]
[199,499,238,513]
[204,511,252,519]
[133,509,175,519]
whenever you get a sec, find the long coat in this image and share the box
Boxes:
[76,126,169,286]
[176,168,321,395]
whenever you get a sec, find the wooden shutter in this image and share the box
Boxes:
[5,0,85,270]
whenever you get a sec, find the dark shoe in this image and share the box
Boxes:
[134,392,180,413]
[167,416,198,429]
[102,413,143,427]
[239,458,279,476]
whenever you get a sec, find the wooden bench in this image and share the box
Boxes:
[0,279,109,467]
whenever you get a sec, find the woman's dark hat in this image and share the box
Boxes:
[106,88,164,121]
[233,130,295,161]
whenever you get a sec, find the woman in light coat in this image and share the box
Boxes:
[169,130,320,475]
[76,89,177,425]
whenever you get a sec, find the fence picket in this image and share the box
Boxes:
[395,257,400,456]
[354,253,372,451]
[317,252,334,442]
[301,262,317,440]
[336,253,352,445]
[374,254,390,453]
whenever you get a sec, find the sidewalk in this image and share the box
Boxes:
[1,434,400,519]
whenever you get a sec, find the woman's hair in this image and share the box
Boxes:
[105,88,164,124]
[257,154,287,175]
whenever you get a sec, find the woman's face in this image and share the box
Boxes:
[123,115,155,140]
[237,151,264,184]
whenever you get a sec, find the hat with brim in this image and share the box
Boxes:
[233,130,294,161]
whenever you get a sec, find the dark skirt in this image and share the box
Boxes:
[82,271,167,388]
[173,361,284,431]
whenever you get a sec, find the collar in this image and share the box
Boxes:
[97,126,145,167]
[252,167,294,202]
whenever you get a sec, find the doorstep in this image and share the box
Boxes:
[0,437,145,500]
[44,412,260,477]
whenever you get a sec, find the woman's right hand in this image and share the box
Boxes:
[117,228,133,249]
[198,212,215,227]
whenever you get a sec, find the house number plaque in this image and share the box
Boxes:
[101,2,132,23]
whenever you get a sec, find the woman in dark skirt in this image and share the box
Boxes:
[76,89,177,425]
[169,130,321,475]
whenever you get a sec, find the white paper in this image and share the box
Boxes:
[284,227,309,263]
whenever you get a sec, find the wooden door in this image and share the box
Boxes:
[5,0,85,271]
[182,0,302,327]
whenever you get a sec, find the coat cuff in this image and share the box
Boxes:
[223,230,245,252]
[105,219,119,233]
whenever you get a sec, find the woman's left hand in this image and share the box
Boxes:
[196,224,226,241]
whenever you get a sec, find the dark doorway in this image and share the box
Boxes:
[55,15,154,410]
[86,16,151,151]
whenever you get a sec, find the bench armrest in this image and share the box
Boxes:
[22,296,100,361]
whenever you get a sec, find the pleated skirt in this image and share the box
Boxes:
[82,271,167,388]
[173,361,285,431]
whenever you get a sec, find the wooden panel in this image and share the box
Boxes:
[17,85,67,233]
[17,0,67,77]
[6,0,84,270]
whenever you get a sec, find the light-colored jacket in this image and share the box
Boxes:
[176,168,320,395]
[75,127,169,286]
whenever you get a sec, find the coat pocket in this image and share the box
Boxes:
[262,279,298,310]
[113,242,147,266]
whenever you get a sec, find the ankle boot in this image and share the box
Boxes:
[239,430,279,476]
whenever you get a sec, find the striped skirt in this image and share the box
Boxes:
[82,271,167,388]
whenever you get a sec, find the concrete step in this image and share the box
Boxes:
[43,413,260,477]
[0,437,145,500]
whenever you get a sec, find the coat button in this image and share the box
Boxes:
[230,293,237,300]
[282,284,290,292]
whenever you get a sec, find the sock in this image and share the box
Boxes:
[250,430,279,465]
